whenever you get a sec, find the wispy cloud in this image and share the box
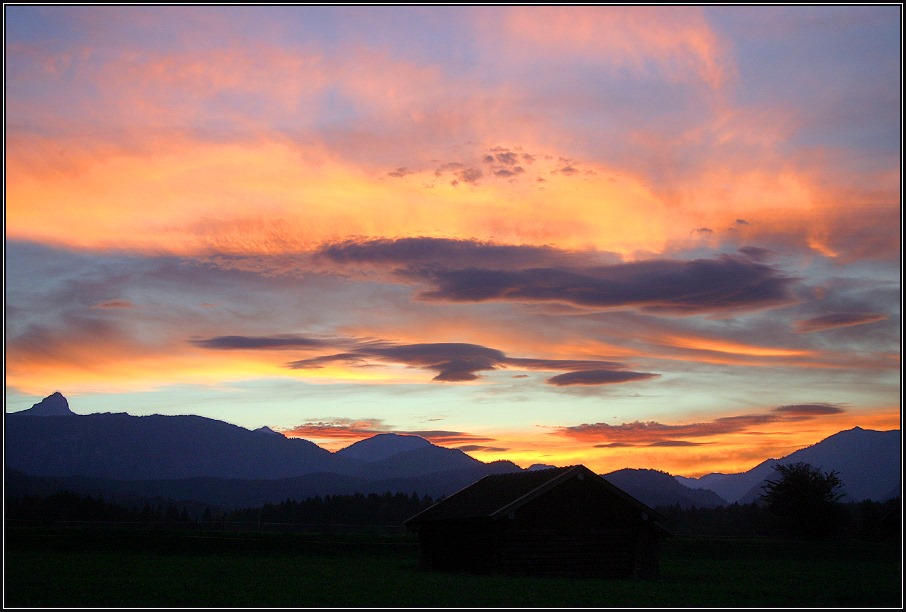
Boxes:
[794,313,888,334]
[280,418,391,440]
[192,335,328,350]
[561,403,846,446]
[546,370,659,387]
[772,403,845,417]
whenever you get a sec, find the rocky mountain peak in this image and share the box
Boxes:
[15,391,74,416]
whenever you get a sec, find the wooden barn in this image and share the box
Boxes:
[404,465,670,578]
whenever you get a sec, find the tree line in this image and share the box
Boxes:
[6,463,899,542]
[661,462,899,542]
[6,489,438,530]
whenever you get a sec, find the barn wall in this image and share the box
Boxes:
[495,527,638,577]
[415,519,496,573]
[495,476,661,577]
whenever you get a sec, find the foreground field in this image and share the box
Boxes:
[4,528,901,607]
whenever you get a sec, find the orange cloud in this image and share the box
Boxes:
[5,135,674,257]
[660,334,812,359]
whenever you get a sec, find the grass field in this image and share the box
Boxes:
[4,527,902,607]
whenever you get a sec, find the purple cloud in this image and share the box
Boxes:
[415,254,797,314]
[794,312,888,334]
[561,403,846,444]
[387,167,414,178]
[315,237,605,268]
[196,332,657,386]
[456,445,509,452]
[315,238,796,315]
[193,335,327,350]
[546,369,659,386]
[772,403,845,416]
[286,340,650,384]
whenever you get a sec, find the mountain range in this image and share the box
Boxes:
[5,392,901,511]
[675,426,902,505]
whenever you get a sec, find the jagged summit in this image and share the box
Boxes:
[254,426,284,436]
[13,391,75,416]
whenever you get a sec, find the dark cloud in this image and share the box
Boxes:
[735,219,752,226]
[557,165,579,175]
[407,430,497,445]
[455,167,483,185]
[565,420,708,444]
[561,403,843,445]
[434,161,465,176]
[646,440,708,447]
[387,167,413,178]
[494,167,524,177]
[415,254,797,314]
[494,151,519,165]
[546,369,659,386]
[457,445,509,453]
[197,331,656,386]
[772,403,845,416]
[287,341,506,382]
[286,352,370,368]
[435,162,483,185]
[192,334,326,350]
[794,312,887,334]
[288,341,650,385]
[377,342,505,381]
[315,237,606,269]
[693,227,713,235]
[592,440,708,447]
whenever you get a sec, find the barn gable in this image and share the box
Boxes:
[404,465,670,578]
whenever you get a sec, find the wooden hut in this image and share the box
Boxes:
[404,465,670,578]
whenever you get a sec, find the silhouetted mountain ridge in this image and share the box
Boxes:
[602,468,727,509]
[7,393,899,510]
[675,427,901,504]
[13,391,74,417]
[336,433,432,462]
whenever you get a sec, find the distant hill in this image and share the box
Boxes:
[602,468,728,509]
[676,427,901,504]
[336,433,430,462]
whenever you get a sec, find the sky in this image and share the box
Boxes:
[4,5,901,477]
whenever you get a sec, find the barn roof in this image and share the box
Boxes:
[404,464,665,526]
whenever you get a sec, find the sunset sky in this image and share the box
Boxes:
[5,5,901,477]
